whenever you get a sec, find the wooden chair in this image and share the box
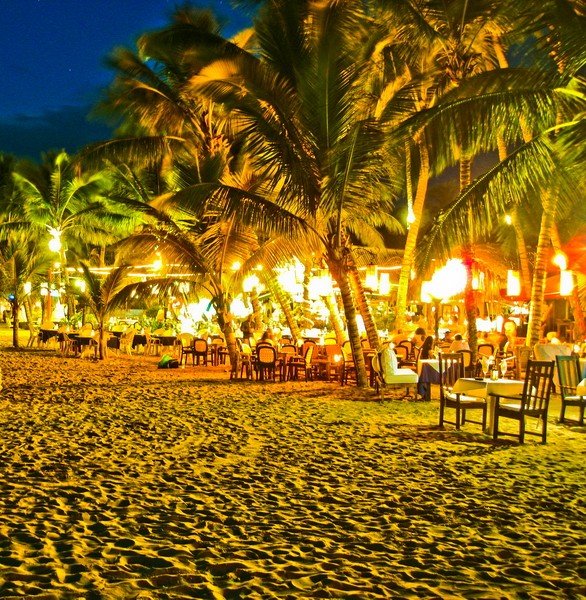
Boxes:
[393,344,410,367]
[287,344,314,381]
[177,333,196,366]
[439,352,487,431]
[477,343,495,358]
[458,349,475,377]
[279,343,298,380]
[556,355,586,426]
[492,360,554,444]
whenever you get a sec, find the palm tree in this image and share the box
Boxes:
[87,2,403,386]
[0,232,51,348]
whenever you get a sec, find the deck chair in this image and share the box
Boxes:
[492,360,554,444]
[556,355,586,426]
[371,346,418,400]
[438,352,487,431]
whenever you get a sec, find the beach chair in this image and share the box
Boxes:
[556,355,586,426]
[177,333,196,366]
[371,346,418,400]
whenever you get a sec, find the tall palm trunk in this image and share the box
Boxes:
[267,277,302,342]
[215,297,239,368]
[396,142,430,329]
[10,296,20,348]
[328,251,368,387]
[347,251,380,351]
[323,293,345,344]
[460,155,478,364]
[527,191,557,346]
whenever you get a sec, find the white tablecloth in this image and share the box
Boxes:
[453,377,526,435]
[417,359,439,375]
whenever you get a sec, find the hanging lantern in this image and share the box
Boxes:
[560,270,574,296]
[378,272,391,296]
[506,270,521,297]
[365,266,378,291]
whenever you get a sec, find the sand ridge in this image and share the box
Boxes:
[0,346,585,599]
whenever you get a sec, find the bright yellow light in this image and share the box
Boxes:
[507,270,521,297]
[553,252,567,271]
[407,207,416,225]
[378,272,391,295]
[504,214,513,225]
[23,281,32,295]
[231,261,242,271]
[426,259,467,301]
[560,270,573,296]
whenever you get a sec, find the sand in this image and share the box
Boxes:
[0,334,585,599]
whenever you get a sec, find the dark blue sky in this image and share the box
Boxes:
[0,0,251,159]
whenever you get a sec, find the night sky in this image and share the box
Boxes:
[0,0,252,160]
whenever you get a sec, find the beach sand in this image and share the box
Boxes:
[0,333,585,598]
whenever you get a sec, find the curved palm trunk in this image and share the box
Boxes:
[396,142,430,330]
[215,296,239,368]
[527,191,556,347]
[267,278,303,342]
[328,252,368,388]
[347,251,380,351]
[323,293,345,344]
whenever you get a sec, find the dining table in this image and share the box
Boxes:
[452,377,526,436]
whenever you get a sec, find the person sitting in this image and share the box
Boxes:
[419,335,435,360]
[545,331,560,344]
[442,330,454,344]
[449,334,470,353]
[259,329,277,346]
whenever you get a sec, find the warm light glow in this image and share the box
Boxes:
[74,279,86,293]
[231,297,249,318]
[420,280,432,303]
[23,281,32,295]
[242,274,260,294]
[47,227,62,253]
[553,252,567,271]
[507,270,521,297]
[308,271,333,299]
[48,237,61,253]
[560,270,574,296]
[378,272,391,296]
[231,261,242,271]
[425,259,467,301]
[504,214,513,225]
[365,266,378,291]
[152,256,163,271]
[407,207,416,225]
